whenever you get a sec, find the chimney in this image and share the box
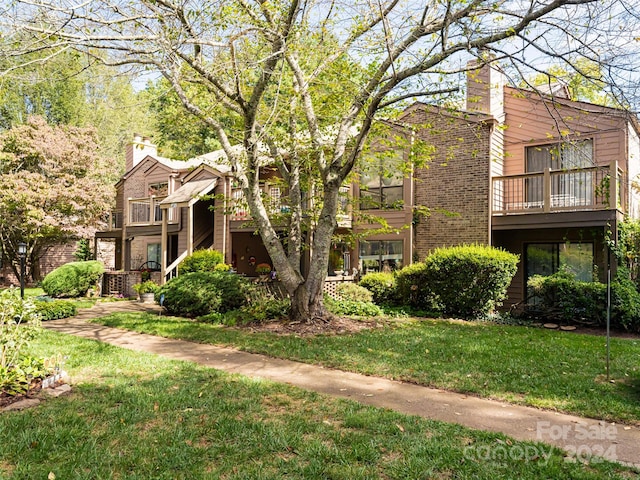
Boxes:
[125,134,158,172]
[466,59,505,118]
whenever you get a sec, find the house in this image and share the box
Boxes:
[403,61,640,307]
[96,61,640,307]
[95,135,356,294]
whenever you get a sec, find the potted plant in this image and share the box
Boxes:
[255,263,272,280]
[132,280,159,303]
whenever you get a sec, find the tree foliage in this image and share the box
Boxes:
[0,117,115,280]
[3,0,638,321]
[0,46,156,164]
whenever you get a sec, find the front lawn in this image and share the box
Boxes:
[0,330,635,479]
[92,313,640,424]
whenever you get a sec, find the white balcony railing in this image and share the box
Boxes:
[230,185,353,227]
[128,196,179,225]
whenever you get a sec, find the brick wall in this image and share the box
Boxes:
[403,105,493,259]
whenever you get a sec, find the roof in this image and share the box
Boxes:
[158,178,218,208]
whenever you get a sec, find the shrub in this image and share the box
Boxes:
[423,245,519,318]
[0,356,47,396]
[158,272,249,317]
[214,263,232,272]
[395,262,432,309]
[34,299,77,321]
[610,275,640,331]
[178,249,224,274]
[335,282,373,302]
[0,289,42,394]
[133,280,159,295]
[529,270,640,332]
[42,260,104,298]
[228,297,292,325]
[359,272,397,305]
[325,295,384,317]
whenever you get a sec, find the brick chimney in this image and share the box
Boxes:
[125,134,158,172]
[465,59,505,118]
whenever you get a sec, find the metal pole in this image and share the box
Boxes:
[606,249,611,381]
[20,254,25,299]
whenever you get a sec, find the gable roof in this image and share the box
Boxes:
[158,178,218,208]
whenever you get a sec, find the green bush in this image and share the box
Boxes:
[359,272,397,305]
[41,260,104,298]
[423,244,519,318]
[133,280,159,295]
[529,269,640,332]
[34,299,77,321]
[158,272,249,317]
[228,297,292,325]
[0,289,42,395]
[611,275,640,331]
[325,295,384,317]
[395,262,432,309]
[335,282,373,302]
[178,249,224,274]
[0,356,47,396]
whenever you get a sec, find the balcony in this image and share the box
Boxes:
[127,196,180,226]
[492,166,621,216]
[230,185,353,227]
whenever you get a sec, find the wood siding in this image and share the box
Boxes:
[503,87,628,176]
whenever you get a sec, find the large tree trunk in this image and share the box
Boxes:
[289,281,332,324]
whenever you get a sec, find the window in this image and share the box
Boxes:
[359,152,404,210]
[147,243,161,267]
[149,182,169,222]
[525,140,594,206]
[359,240,403,273]
[148,182,168,196]
[526,242,594,283]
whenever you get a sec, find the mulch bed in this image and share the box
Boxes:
[246,316,382,336]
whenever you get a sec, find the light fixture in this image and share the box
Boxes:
[18,242,26,299]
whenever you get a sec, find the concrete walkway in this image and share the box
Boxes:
[44,301,640,468]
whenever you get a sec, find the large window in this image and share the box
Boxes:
[359,240,403,273]
[525,140,594,206]
[526,242,594,283]
[526,242,594,304]
[359,152,404,210]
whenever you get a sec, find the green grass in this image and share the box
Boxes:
[0,330,636,479]
[1,287,98,309]
[92,313,640,424]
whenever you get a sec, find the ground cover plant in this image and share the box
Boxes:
[93,313,640,424]
[0,330,635,479]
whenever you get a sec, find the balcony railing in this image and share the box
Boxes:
[492,166,621,215]
[230,185,352,227]
[128,196,179,226]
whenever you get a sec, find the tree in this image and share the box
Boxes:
[3,0,638,322]
[525,59,621,107]
[0,117,116,281]
[0,45,157,166]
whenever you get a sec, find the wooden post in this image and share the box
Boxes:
[609,161,619,210]
[543,168,551,213]
[187,203,193,255]
[161,207,168,284]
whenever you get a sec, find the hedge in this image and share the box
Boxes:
[41,261,104,298]
[423,244,519,318]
